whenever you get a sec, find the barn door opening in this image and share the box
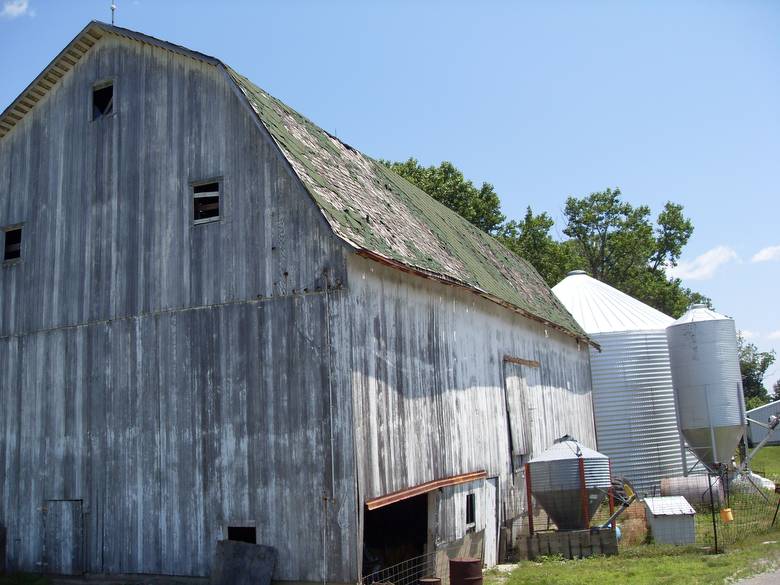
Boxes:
[43,499,85,575]
[362,493,428,580]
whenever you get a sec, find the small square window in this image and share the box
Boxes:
[465,493,476,527]
[92,82,114,119]
[193,181,221,223]
[3,227,21,261]
[227,526,256,543]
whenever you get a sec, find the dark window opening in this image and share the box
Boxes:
[3,228,21,261]
[227,526,256,543]
[363,494,427,579]
[92,83,114,119]
[465,493,476,527]
[193,181,220,222]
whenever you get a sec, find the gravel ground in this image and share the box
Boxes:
[735,567,780,584]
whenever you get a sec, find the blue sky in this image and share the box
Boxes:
[1,1,778,384]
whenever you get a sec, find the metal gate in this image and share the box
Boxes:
[43,499,84,575]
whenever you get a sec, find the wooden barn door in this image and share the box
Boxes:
[503,360,536,471]
[43,500,85,575]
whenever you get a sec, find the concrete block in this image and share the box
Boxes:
[601,530,618,556]
[210,540,277,585]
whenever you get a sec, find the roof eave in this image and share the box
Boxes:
[356,249,596,348]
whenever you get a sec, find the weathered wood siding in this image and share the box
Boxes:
[342,256,596,556]
[0,36,342,335]
[0,36,356,581]
[0,25,597,581]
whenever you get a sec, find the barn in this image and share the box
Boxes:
[0,21,596,583]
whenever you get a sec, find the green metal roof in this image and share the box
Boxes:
[229,70,586,340]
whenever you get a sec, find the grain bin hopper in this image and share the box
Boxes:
[526,435,611,530]
[666,305,746,471]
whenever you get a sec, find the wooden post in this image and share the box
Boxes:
[578,458,590,529]
[525,463,534,536]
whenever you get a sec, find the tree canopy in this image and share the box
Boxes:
[383,158,707,318]
[560,188,707,317]
[738,335,777,410]
[380,158,505,234]
[497,208,580,286]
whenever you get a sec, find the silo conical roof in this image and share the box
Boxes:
[552,270,673,334]
[552,270,688,492]
[669,303,725,325]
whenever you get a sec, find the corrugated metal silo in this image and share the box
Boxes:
[552,271,687,493]
[666,304,746,470]
[527,436,611,530]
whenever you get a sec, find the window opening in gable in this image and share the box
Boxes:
[3,227,21,261]
[193,181,221,223]
[92,82,114,119]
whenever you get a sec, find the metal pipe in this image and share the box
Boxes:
[608,461,615,530]
[578,458,589,529]
[525,463,534,536]
[741,416,779,472]
[600,494,636,529]
[708,473,718,554]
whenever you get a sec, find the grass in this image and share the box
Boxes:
[487,446,780,584]
[486,531,780,585]
[751,444,780,482]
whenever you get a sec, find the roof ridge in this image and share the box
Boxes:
[0,20,587,342]
[228,68,586,340]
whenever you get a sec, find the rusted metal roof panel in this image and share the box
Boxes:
[365,470,487,510]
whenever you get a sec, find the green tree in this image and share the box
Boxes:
[383,159,707,317]
[497,207,580,285]
[562,188,693,284]
[774,380,780,401]
[652,202,695,271]
[738,335,777,409]
[561,188,704,317]
[381,158,505,234]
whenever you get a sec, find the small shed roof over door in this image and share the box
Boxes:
[365,471,487,510]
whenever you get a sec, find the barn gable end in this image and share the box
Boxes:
[0,26,357,581]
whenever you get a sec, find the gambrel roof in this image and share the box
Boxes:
[0,21,587,342]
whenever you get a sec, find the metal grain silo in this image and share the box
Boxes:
[552,271,687,493]
[527,436,611,530]
[666,305,746,470]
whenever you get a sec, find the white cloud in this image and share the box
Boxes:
[752,245,780,263]
[1,0,31,19]
[666,245,738,281]
[740,330,757,340]
[768,330,780,341]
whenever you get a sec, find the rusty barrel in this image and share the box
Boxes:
[449,558,482,585]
